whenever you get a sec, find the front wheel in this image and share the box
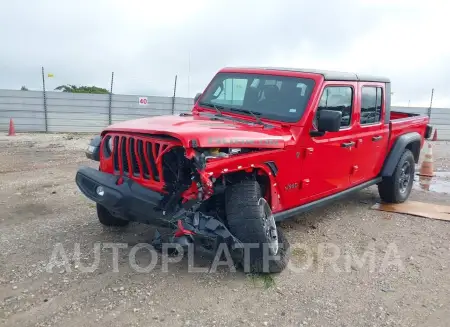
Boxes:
[378,149,415,203]
[225,180,290,273]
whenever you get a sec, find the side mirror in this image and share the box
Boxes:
[194,92,202,103]
[311,110,342,136]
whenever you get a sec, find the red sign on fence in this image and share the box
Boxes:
[138,97,148,105]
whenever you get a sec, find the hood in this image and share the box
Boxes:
[103,114,294,149]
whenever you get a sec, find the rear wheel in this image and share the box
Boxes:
[378,149,415,203]
[96,204,129,227]
[225,180,290,273]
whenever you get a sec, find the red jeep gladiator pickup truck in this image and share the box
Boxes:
[76,67,432,273]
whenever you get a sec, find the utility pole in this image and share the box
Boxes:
[171,75,178,114]
[108,72,114,125]
[428,88,434,118]
[41,67,48,132]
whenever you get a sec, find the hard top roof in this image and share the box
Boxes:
[222,67,390,83]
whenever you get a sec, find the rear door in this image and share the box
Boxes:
[350,83,389,184]
[299,82,359,202]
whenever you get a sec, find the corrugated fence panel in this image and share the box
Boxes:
[430,108,450,140]
[174,97,195,114]
[1,89,449,139]
[46,92,109,133]
[0,90,46,132]
[110,94,175,124]
[430,117,450,125]
[435,130,450,141]
[430,108,450,124]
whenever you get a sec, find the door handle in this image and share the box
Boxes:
[341,141,355,148]
[372,136,383,141]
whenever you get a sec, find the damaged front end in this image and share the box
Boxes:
[78,133,253,256]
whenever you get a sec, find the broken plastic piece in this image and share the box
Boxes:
[204,218,221,231]
[174,219,195,237]
[151,229,162,250]
[193,212,200,227]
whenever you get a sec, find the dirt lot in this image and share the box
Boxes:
[1,133,450,327]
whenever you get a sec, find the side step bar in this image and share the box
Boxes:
[274,178,382,222]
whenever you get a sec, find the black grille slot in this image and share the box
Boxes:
[129,138,140,176]
[121,137,129,175]
[110,134,171,183]
[146,142,159,182]
[137,140,149,177]
[113,136,119,171]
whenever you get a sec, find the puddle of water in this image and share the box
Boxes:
[413,172,450,194]
[435,171,450,178]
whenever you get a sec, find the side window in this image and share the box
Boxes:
[361,87,383,124]
[315,86,353,128]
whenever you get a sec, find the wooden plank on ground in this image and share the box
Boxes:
[371,201,450,222]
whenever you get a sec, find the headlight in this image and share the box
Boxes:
[203,149,228,160]
[107,138,114,152]
[197,148,245,160]
[85,135,101,161]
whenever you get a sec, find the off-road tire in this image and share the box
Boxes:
[225,180,290,273]
[96,204,129,227]
[378,149,415,203]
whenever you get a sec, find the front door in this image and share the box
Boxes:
[298,83,358,203]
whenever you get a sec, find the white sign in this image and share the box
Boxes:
[138,97,148,105]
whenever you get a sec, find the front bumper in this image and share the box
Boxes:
[76,166,173,227]
[76,166,243,254]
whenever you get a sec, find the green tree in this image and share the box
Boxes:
[20,85,28,91]
[55,85,109,94]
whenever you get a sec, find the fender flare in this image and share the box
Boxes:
[381,132,421,177]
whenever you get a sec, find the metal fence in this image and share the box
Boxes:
[0,89,449,139]
[0,90,193,133]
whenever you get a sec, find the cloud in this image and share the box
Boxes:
[0,0,449,106]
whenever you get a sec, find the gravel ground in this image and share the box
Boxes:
[1,133,450,327]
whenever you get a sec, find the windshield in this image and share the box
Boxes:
[199,72,315,122]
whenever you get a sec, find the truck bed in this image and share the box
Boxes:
[390,111,422,120]
[389,111,430,151]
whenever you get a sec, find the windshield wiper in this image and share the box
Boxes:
[199,102,223,116]
[229,108,264,125]
[199,103,269,127]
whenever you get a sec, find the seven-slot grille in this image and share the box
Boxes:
[107,134,179,185]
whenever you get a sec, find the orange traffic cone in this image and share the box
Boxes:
[418,175,432,191]
[432,129,438,141]
[418,143,434,177]
[8,118,15,136]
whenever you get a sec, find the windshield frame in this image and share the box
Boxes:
[198,72,316,123]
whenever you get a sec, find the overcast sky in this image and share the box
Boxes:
[1,0,449,107]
